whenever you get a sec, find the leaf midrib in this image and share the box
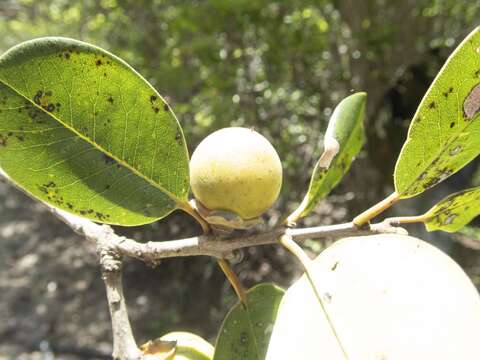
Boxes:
[0,76,185,206]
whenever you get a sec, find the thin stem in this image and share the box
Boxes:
[284,197,309,226]
[278,235,349,360]
[217,258,247,304]
[185,199,247,304]
[383,214,430,226]
[353,191,400,227]
[179,202,211,233]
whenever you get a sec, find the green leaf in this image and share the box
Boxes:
[213,283,284,360]
[394,27,480,198]
[0,37,189,226]
[424,187,480,232]
[286,92,366,223]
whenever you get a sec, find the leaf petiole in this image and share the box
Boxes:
[353,191,400,227]
[217,258,247,304]
[179,201,211,234]
[383,214,430,226]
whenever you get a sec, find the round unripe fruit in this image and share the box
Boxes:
[161,332,213,360]
[266,234,480,360]
[190,127,282,219]
[142,332,214,360]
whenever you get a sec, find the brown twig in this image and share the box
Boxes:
[98,242,142,360]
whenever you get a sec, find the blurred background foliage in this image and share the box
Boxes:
[0,0,479,358]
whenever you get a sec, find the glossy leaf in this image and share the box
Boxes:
[394,27,480,198]
[0,37,189,226]
[424,187,480,232]
[286,92,366,223]
[213,283,284,360]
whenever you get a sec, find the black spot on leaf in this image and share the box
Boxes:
[95,212,107,221]
[33,90,43,105]
[103,154,116,165]
[443,87,453,98]
[428,101,436,109]
[107,96,114,104]
[163,103,169,112]
[0,134,7,147]
[239,331,248,346]
[175,132,182,145]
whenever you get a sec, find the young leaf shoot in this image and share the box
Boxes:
[286,92,366,225]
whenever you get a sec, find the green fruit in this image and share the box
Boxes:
[161,332,214,360]
[190,127,282,220]
[141,332,214,360]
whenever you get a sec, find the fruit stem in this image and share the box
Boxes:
[179,201,211,233]
[181,201,247,304]
[217,258,248,304]
[353,191,400,227]
[278,235,350,360]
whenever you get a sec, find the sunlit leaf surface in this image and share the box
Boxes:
[0,37,189,225]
